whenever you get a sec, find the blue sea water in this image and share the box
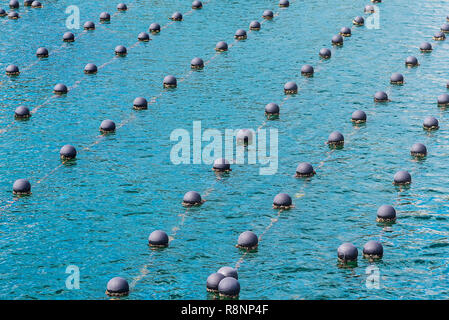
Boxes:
[1,0,449,300]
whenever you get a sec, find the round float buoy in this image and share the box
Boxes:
[423,116,439,130]
[83,21,95,30]
[63,32,75,42]
[433,31,446,41]
[235,29,247,40]
[84,63,98,74]
[236,129,253,146]
[337,243,358,263]
[376,205,396,222]
[437,93,449,106]
[332,34,343,46]
[353,16,364,26]
[182,191,204,206]
[212,158,231,172]
[363,241,383,259]
[60,144,77,160]
[327,131,344,147]
[441,23,449,33]
[148,230,169,247]
[265,102,280,118]
[273,193,293,209]
[405,56,419,67]
[284,81,298,94]
[53,83,68,95]
[215,41,228,52]
[192,0,203,9]
[410,143,427,157]
[319,48,332,59]
[217,266,238,279]
[351,110,367,123]
[390,73,404,85]
[8,11,19,19]
[374,91,389,102]
[0,9,6,17]
[393,170,411,185]
[191,57,204,69]
[138,32,150,41]
[295,162,315,178]
[340,27,351,37]
[100,12,111,22]
[163,75,177,88]
[249,20,261,30]
[149,23,161,34]
[206,273,225,293]
[36,47,49,58]
[6,64,20,75]
[105,277,129,297]
[114,45,127,56]
[13,179,31,195]
[419,42,432,52]
[170,11,182,21]
[364,5,375,13]
[262,10,274,19]
[100,120,116,133]
[14,106,31,119]
[133,97,148,110]
[24,0,32,6]
[9,0,19,9]
[301,64,314,77]
[236,231,258,250]
[117,3,127,11]
[218,277,240,298]
[279,0,289,7]
[31,1,42,8]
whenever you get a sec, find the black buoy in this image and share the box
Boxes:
[273,193,293,209]
[218,277,240,298]
[163,75,177,88]
[235,29,247,40]
[170,11,183,21]
[374,91,389,102]
[441,23,449,33]
[14,106,31,119]
[337,243,358,263]
[84,63,98,74]
[295,162,315,178]
[332,34,343,46]
[327,131,344,147]
[60,144,77,160]
[423,116,439,130]
[215,41,228,52]
[279,0,289,7]
[217,266,238,279]
[393,170,411,185]
[100,12,111,22]
[9,0,19,9]
[319,48,332,59]
[405,56,419,67]
[262,10,274,19]
[100,119,116,133]
[371,0,381,2]
[0,8,6,17]
[410,143,427,157]
[301,64,314,77]
[182,191,204,206]
[433,31,446,41]
[206,273,225,293]
[437,93,449,106]
[24,0,33,6]
[236,129,253,146]
[364,5,375,13]
[115,45,127,56]
[63,32,75,42]
[53,83,68,95]
[138,32,150,42]
[353,16,364,26]
[390,73,404,85]
[249,20,261,30]
[148,230,169,247]
[105,277,129,297]
[12,179,31,195]
[8,11,19,19]
[351,110,367,123]
[133,97,148,110]
[192,0,202,9]
[6,64,20,75]
[447,80,449,89]
[117,3,127,11]
[149,23,161,34]
[339,27,351,37]
[363,241,383,259]
[284,81,298,94]
[419,42,432,52]
[83,21,95,30]
[191,57,204,69]
[376,205,396,222]
[36,47,49,58]
[265,102,280,118]
[236,231,258,250]
[31,1,42,8]
[212,158,231,172]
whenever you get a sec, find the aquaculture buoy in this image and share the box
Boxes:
[279,0,289,7]
[12,179,31,195]
[301,64,314,77]
[249,20,261,30]
[374,91,389,102]
[24,0,32,6]
[63,32,75,42]
[192,0,202,9]
[353,16,364,26]
[273,193,293,209]
[262,10,274,19]
[14,106,31,119]
[0,8,6,16]
[218,277,240,298]
[215,41,228,52]
[234,29,247,40]
[83,21,95,30]
[441,23,449,33]
[114,45,127,56]
[363,241,383,259]
[138,32,150,41]
[105,277,129,297]
[206,273,225,293]
[133,97,148,110]
[410,143,427,157]
[100,120,116,133]
[117,3,127,11]
[6,64,20,75]
[236,129,253,146]
[364,5,375,13]
[265,102,280,118]
[149,23,161,34]
[182,191,204,206]
[419,42,432,52]
[437,93,449,106]
[53,83,68,95]
[433,31,446,41]
[217,266,238,279]
[36,47,49,58]
[284,81,298,94]
[393,170,411,185]
[60,145,77,160]
[405,56,418,67]
[339,27,351,37]
[371,0,381,3]
[84,63,97,74]
[332,34,343,46]
[236,231,258,250]
[31,1,42,8]
[319,48,332,59]
[170,12,183,21]
[390,73,404,85]
[295,162,315,178]
[8,11,19,19]
[337,243,358,263]
[148,230,169,247]
[100,12,111,22]
[9,0,19,9]
[376,205,396,222]
[191,57,204,69]
[163,75,177,88]
[351,110,367,123]
[212,158,231,172]
[327,131,344,146]
[423,116,439,130]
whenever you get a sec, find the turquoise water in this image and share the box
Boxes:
[1,0,449,299]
